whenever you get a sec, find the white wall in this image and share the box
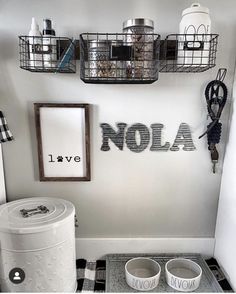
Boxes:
[0,0,236,238]
[214,68,236,291]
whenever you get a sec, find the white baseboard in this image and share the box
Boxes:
[76,238,215,260]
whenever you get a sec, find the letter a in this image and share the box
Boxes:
[170,123,196,151]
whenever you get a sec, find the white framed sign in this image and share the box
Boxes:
[34,103,90,181]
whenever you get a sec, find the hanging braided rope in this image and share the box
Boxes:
[199,70,227,173]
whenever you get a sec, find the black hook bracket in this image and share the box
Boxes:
[215,68,227,82]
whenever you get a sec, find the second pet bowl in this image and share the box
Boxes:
[125,257,161,291]
[165,258,202,292]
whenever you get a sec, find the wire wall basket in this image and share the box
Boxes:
[80,33,161,84]
[19,36,76,73]
[160,34,218,73]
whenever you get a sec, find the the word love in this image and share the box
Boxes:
[48,154,81,163]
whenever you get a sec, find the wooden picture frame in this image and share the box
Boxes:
[34,103,90,181]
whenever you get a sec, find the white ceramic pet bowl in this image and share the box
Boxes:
[125,257,161,291]
[165,258,202,292]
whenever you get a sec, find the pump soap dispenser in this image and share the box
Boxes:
[42,18,57,68]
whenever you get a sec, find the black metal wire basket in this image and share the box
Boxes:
[19,36,76,73]
[160,34,218,73]
[80,33,161,84]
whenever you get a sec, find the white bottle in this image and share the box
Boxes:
[178,3,211,66]
[29,17,42,68]
[42,19,57,68]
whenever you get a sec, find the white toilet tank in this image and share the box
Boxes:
[0,197,77,292]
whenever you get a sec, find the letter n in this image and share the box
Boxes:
[100,123,127,151]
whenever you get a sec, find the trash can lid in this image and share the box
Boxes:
[0,197,75,234]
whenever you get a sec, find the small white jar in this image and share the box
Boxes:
[179,3,211,35]
[178,3,211,66]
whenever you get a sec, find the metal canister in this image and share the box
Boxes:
[88,40,124,79]
[123,18,155,79]
[0,197,76,292]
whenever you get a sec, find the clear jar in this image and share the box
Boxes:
[122,18,155,79]
[88,40,124,79]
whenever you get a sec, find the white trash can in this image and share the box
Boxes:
[0,197,77,292]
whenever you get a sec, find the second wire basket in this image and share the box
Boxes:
[80,33,161,84]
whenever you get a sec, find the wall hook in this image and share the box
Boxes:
[215,68,227,82]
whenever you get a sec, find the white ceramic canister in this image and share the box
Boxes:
[178,3,211,66]
[123,18,155,79]
[0,197,77,292]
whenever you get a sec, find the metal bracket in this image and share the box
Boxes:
[75,215,79,227]
[159,40,178,60]
[58,39,80,60]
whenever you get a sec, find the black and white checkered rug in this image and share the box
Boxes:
[76,259,106,292]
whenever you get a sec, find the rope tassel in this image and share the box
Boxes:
[207,122,222,147]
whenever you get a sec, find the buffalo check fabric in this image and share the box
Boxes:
[0,111,13,143]
[76,259,106,292]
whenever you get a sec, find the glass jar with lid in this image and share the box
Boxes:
[122,18,155,79]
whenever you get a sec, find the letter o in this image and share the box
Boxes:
[143,280,150,289]
[182,280,188,289]
[126,123,150,153]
